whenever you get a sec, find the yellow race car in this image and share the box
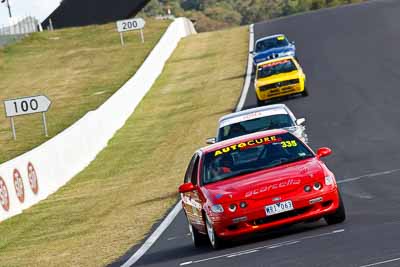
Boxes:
[255,56,307,105]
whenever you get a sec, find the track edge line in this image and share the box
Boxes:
[121,202,182,267]
[235,24,254,112]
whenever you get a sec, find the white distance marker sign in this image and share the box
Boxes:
[116,18,146,45]
[116,18,145,33]
[4,95,52,139]
[4,95,51,117]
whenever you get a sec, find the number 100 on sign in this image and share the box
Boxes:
[4,95,51,117]
[14,99,38,113]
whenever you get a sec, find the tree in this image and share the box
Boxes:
[143,0,367,32]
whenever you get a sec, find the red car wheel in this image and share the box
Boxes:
[324,191,346,225]
[188,222,207,247]
[206,215,225,249]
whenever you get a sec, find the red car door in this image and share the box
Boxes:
[181,153,205,232]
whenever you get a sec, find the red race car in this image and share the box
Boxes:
[179,129,345,249]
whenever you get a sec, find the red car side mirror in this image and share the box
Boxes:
[317,147,332,158]
[179,182,195,193]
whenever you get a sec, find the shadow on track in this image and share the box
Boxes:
[135,220,330,266]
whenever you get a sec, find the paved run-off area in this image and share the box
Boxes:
[0,26,248,266]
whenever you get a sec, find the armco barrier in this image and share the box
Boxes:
[0,18,196,222]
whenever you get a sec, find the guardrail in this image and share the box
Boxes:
[0,17,196,222]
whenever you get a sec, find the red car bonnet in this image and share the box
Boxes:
[203,157,325,203]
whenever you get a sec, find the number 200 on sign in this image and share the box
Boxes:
[117,18,145,33]
[122,21,138,30]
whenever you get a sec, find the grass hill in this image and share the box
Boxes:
[0,19,170,163]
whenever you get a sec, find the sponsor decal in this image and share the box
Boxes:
[27,162,39,195]
[0,177,10,211]
[259,59,289,69]
[182,195,202,209]
[13,169,25,203]
[277,36,285,41]
[214,136,280,157]
[245,179,301,198]
[219,109,286,128]
[242,112,263,121]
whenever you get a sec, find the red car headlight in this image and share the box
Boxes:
[325,175,334,186]
[211,204,224,213]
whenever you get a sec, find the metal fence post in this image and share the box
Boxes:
[30,17,34,32]
[140,29,145,43]
[10,117,16,140]
[22,20,26,34]
[120,32,125,46]
[42,112,48,137]
[27,17,32,33]
[49,19,54,31]
[18,21,22,34]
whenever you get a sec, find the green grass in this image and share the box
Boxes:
[0,19,170,163]
[0,25,249,266]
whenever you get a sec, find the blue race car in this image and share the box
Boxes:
[252,34,296,67]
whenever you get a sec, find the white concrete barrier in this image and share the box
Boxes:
[0,18,196,222]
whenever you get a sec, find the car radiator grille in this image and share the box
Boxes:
[252,206,311,226]
[260,79,299,91]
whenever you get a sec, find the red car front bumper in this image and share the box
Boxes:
[211,188,340,239]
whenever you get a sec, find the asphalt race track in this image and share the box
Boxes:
[129,1,400,266]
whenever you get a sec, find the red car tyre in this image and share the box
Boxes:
[324,191,346,225]
[188,221,207,247]
[206,214,225,249]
